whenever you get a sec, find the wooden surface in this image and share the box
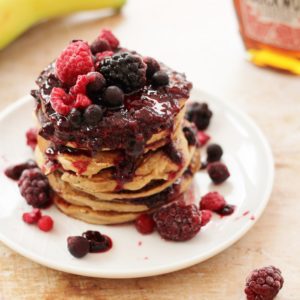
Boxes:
[0,0,299,299]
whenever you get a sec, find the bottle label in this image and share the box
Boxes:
[241,0,300,50]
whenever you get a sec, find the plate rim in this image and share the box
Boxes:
[0,92,274,278]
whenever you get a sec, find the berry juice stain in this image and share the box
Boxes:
[242,210,250,217]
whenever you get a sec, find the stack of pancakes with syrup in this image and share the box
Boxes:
[32,36,200,225]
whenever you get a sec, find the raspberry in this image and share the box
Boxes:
[55,41,94,85]
[18,168,52,208]
[207,143,223,162]
[152,71,169,87]
[186,102,213,130]
[26,128,38,150]
[245,266,284,300]
[90,38,111,54]
[95,51,114,63]
[99,52,147,93]
[22,208,42,224]
[143,57,160,79]
[50,87,75,115]
[82,230,112,253]
[207,162,230,184]
[197,131,210,146]
[153,203,201,241]
[37,215,53,232]
[4,159,37,180]
[99,29,119,49]
[67,236,90,258]
[200,210,212,226]
[74,94,92,109]
[200,192,226,212]
[135,214,155,234]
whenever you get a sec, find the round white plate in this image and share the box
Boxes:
[0,90,274,278]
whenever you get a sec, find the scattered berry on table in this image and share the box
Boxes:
[153,203,201,241]
[26,128,38,150]
[135,214,155,234]
[207,162,230,184]
[245,266,284,300]
[4,159,37,180]
[207,143,223,162]
[55,40,94,85]
[18,168,52,208]
[102,86,124,108]
[217,204,235,216]
[200,192,226,212]
[185,102,213,130]
[82,230,112,253]
[197,131,210,146]
[67,236,90,258]
[200,210,212,226]
[37,215,53,232]
[99,52,147,93]
[152,71,169,87]
[22,208,42,224]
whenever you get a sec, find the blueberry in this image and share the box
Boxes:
[84,104,103,125]
[68,108,82,128]
[102,86,124,108]
[86,72,106,94]
[143,57,160,79]
[90,38,111,54]
[207,143,223,162]
[67,236,90,258]
[152,71,169,87]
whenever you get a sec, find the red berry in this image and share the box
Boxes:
[197,131,210,146]
[50,87,75,115]
[26,128,38,150]
[200,210,212,226]
[95,51,114,64]
[67,236,90,258]
[200,192,226,212]
[5,159,37,180]
[245,266,284,300]
[153,203,201,241]
[38,215,53,232]
[74,94,92,109]
[22,209,42,224]
[55,41,94,85]
[90,38,111,54]
[135,214,155,234]
[207,162,230,184]
[99,29,119,49]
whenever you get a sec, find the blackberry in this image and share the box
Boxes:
[207,143,223,162]
[18,168,52,208]
[185,102,213,130]
[207,162,230,184]
[99,52,146,93]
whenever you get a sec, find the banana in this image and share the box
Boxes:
[0,0,126,50]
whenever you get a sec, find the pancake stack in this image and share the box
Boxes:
[32,30,200,224]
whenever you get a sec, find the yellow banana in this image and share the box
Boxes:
[0,0,126,50]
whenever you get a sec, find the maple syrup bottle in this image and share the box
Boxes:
[233,0,300,74]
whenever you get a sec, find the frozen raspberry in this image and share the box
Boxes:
[197,131,210,146]
[153,203,201,241]
[67,236,90,258]
[99,29,119,49]
[37,215,53,232]
[152,71,169,87]
[135,214,155,234]
[18,168,52,208]
[26,128,38,150]
[207,162,230,184]
[55,41,94,85]
[95,51,114,64]
[99,52,147,93]
[90,38,111,54]
[186,102,213,130]
[143,56,160,79]
[245,266,284,300]
[200,192,226,212]
[50,87,75,115]
[200,210,212,226]
[82,230,112,253]
[207,143,223,162]
[74,94,92,109]
[70,72,106,96]
[4,159,37,180]
[22,208,42,224]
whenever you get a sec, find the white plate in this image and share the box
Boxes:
[0,90,274,278]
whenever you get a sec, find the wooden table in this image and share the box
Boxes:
[0,0,299,299]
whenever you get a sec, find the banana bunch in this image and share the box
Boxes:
[0,0,126,50]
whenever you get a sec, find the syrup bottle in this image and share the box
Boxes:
[233,0,300,74]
